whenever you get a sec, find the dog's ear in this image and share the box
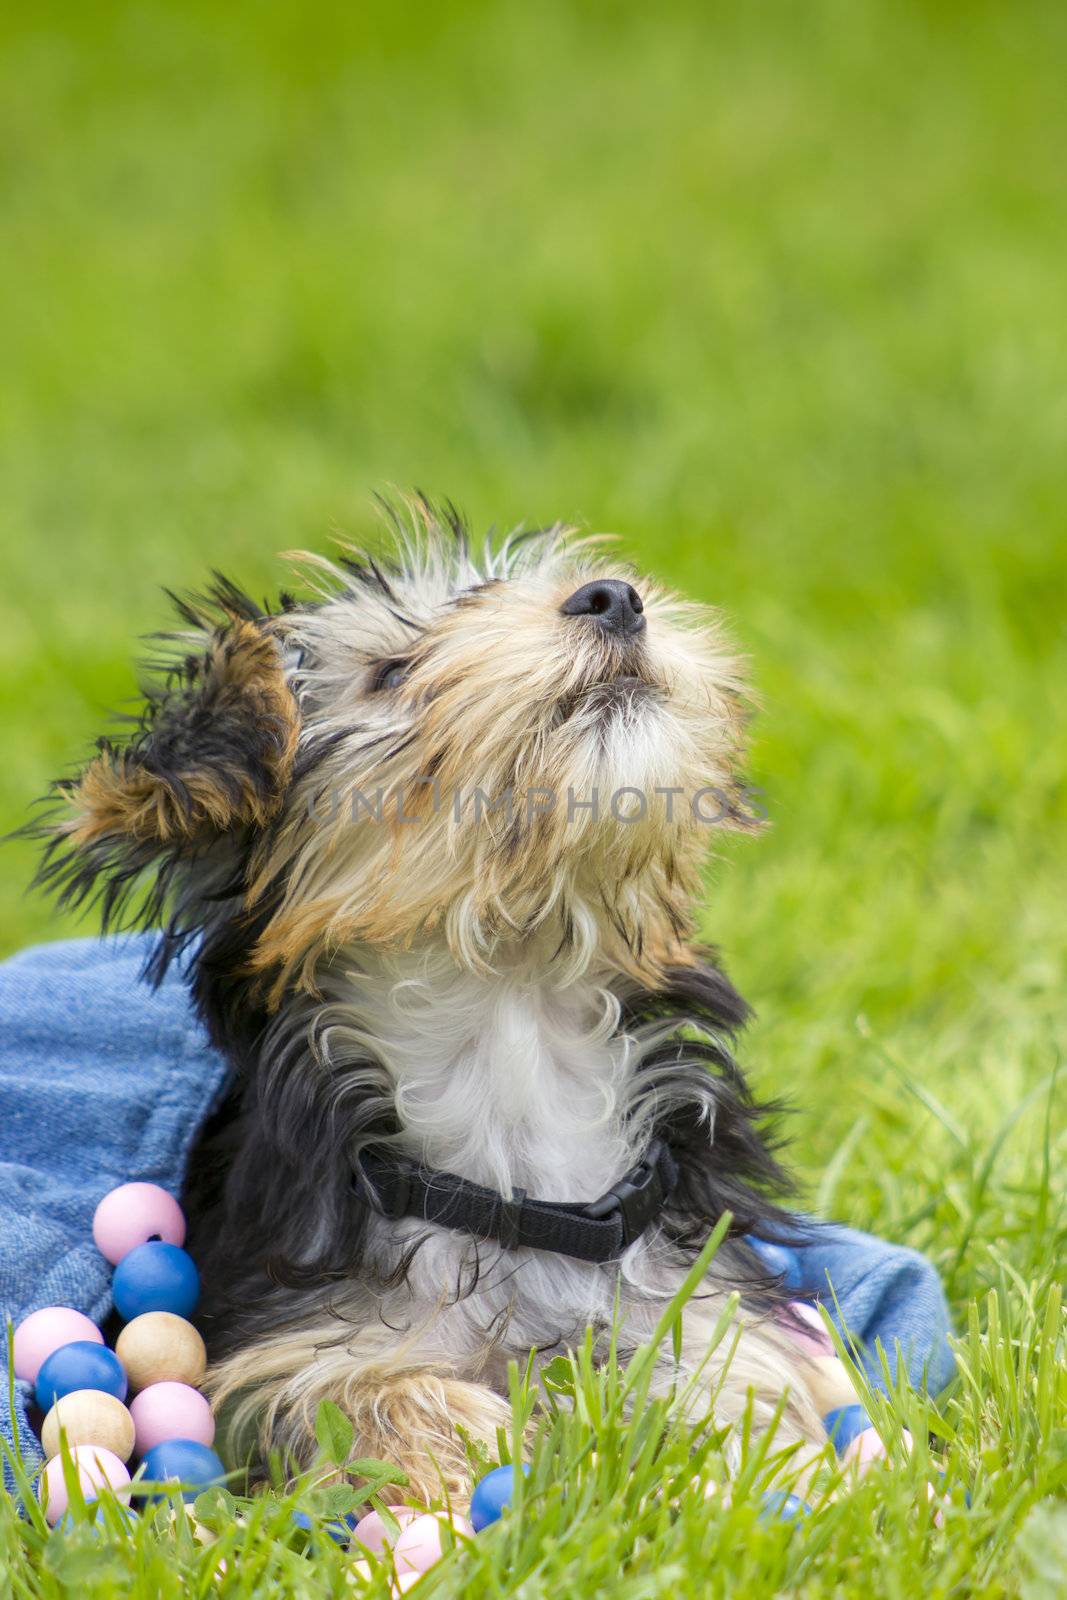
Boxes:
[35,600,299,926]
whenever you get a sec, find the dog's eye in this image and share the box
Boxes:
[373,660,409,691]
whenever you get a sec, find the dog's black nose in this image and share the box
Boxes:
[560,579,646,637]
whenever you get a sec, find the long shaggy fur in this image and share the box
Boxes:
[29,498,840,1499]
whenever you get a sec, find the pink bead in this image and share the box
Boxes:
[13,1308,103,1384]
[92,1183,186,1265]
[925,1480,946,1528]
[394,1512,474,1574]
[843,1428,887,1469]
[844,1427,914,1472]
[778,1300,835,1357]
[128,1382,215,1455]
[38,1444,132,1525]
[350,1505,418,1555]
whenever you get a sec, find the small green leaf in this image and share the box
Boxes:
[193,1485,238,1526]
[540,1355,577,1399]
[314,1398,355,1465]
[314,1482,362,1517]
[348,1456,405,1480]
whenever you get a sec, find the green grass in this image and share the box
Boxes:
[1,0,1065,1593]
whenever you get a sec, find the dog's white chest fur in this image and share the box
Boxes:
[355,950,640,1202]
[312,943,676,1357]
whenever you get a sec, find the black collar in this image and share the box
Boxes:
[354,1138,679,1265]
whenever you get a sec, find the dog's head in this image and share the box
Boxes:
[37,502,757,998]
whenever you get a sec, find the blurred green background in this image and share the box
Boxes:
[1,1,1064,1247]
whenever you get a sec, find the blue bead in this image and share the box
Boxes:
[112,1241,200,1320]
[291,1509,356,1546]
[470,1463,529,1531]
[760,1490,810,1522]
[55,1506,138,1536]
[36,1341,128,1410]
[140,1439,225,1502]
[823,1404,872,1455]
[935,1472,972,1508]
[745,1238,805,1293]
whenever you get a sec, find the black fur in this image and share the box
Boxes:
[181,947,800,1359]
[620,958,809,1269]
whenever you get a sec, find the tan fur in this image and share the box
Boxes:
[206,1289,842,1502]
[245,554,754,996]
[207,1321,511,1503]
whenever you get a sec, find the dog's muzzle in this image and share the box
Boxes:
[353,1138,680,1265]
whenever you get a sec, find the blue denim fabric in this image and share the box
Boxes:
[1,936,954,1493]
[747,1232,956,1396]
[0,936,228,1490]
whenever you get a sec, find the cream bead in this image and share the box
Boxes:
[115,1311,207,1392]
[41,1389,136,1463]
[806,1354,863,1414]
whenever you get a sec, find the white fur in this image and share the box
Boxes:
[299,937,816,1443]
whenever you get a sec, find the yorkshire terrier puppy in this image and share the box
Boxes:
[35,501,843,1498]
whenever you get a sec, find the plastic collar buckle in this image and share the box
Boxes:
[582,1138,673,1248]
